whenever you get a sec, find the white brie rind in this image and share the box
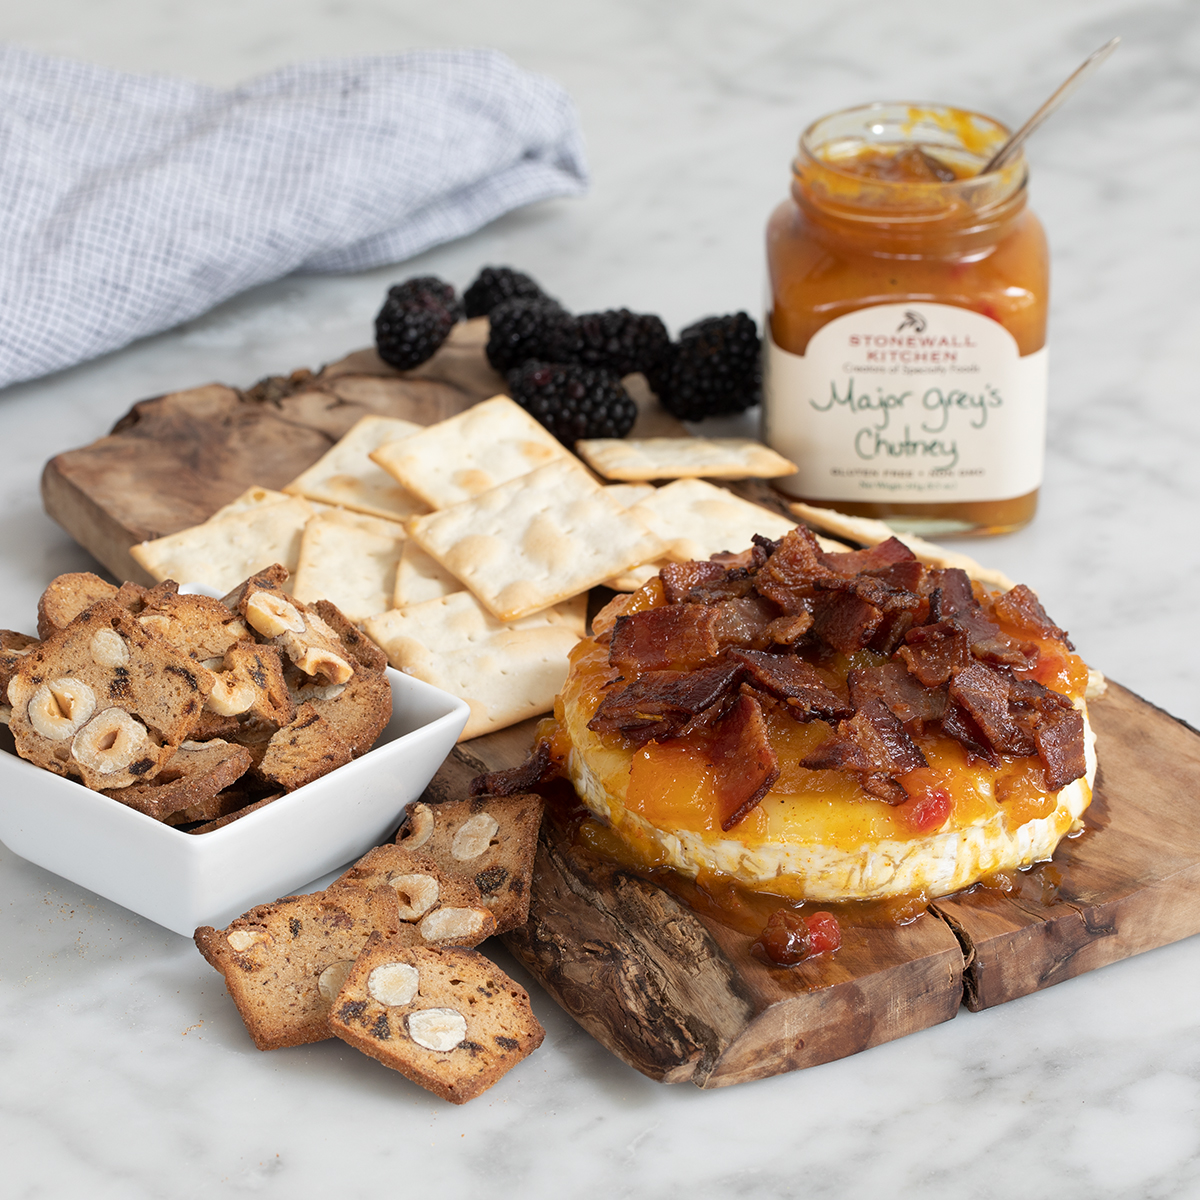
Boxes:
[567,699,1096,904]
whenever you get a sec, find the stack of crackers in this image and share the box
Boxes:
[129,396,809,740]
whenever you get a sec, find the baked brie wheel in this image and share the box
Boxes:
[556,528,1096,904]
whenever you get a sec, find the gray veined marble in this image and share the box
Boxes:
[3,1,1200,1197]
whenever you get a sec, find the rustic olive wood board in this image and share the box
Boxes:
[38,333,1200,1086]
[427,684,1200,1088]
[40,319,687,585]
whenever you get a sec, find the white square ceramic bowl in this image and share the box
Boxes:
[0,668,468,937]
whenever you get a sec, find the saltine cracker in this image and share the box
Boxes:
[407,458,666,621]
[292,509,407,622]
[576,436,797,481]
[369,395,572,510]
[365,591,586,740]
[130,496,314,593]
[393,540,463,607]
[284,415,427,521]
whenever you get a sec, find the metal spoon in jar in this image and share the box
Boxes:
[983,36,1121,174]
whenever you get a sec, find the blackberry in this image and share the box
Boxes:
[649,312,762,420]
[486,298,574,372]
[463,266,552,318]
[507,361,637,445]
[374,276,463,370]
[562,309,670,378]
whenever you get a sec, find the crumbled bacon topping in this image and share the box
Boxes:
[590,525,1087,828]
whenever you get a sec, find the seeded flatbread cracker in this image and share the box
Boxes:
[576,436,797,481]
[393,540,463,608]
[284,415,428,521]
[130,496,314,593]
[369,395,572,511]
[292,509,407,622]
[364,591,586,740]
[407,459,667,621]
[788,501,1016,590]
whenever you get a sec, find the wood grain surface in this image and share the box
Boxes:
[932,682,1200,1012]
[40,322,505,584]
[40,333,1200,1087]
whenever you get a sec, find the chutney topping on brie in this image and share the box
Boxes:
[578,527,1087,831]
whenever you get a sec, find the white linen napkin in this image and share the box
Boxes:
[0,44,588,389]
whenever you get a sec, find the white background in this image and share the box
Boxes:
[3,2,1199,1197]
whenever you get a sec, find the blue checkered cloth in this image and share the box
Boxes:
[0,45,588,388]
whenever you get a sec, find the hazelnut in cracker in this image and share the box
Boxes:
[327,938,544,1104]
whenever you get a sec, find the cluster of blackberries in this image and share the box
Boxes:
[373,265,761,444]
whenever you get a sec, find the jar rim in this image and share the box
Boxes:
[795,102,1026,226]
[799,102,1014,175]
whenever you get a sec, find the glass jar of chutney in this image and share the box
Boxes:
[764,103,1049,536]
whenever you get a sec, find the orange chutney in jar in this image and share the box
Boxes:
[764,104,1049,536]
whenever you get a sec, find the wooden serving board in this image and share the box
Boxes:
[39,333,1200,1087]
[440,684,1200,1088]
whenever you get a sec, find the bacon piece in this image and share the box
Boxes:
[754,527,839,613]
[728,649,852,722]
[661,560,733,603]
[609,604,720,673]
[587,662,744,745]
[941,664,1086,788]
[1032,704,1086,791]
[927,568,1038,669]
[710,693,779,830]
[688,574,757,603]
[820,536,918,577]
[811,590,883,653]
[764,610,814,645]
[870,609,917,656]
[848,662,946,735]
[897,620,971,686]
[1007,676,1087,791]
[869,558,926,593]
[800,698,928,792]
[861,774,909,805]
[926,568,977,618]
[940,701,999,766]
[992,583,1075,650]
[470,739,558,797]
[948,661,1037,758]
[812,574,922,655]
[714,539,774,570]
[710,596,780,651]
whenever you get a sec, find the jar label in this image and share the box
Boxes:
[763,303,1047,503]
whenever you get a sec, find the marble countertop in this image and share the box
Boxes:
[4,1,1200,1196]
